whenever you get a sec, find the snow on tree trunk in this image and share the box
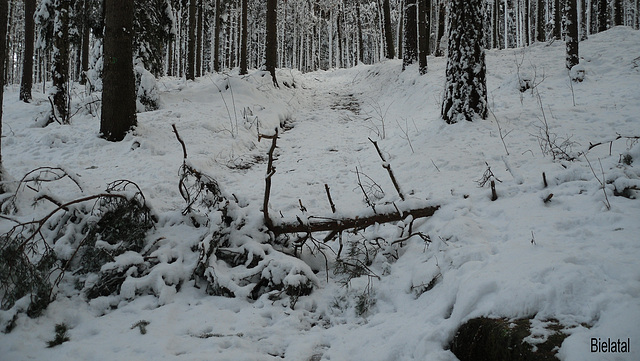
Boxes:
[566,0,579,70]
[403,0,418,70]
[441,0,488,124]
[100,0,137,142]
[52,0,71,124]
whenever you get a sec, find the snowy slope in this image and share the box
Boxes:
[1,27,639,361]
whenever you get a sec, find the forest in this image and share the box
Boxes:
[0,1,639,360]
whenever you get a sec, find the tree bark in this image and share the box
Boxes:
[554,0,562,39]
[441,0,488,123]
[186,0,196,80]
[268,203,440,235]
[80,0,90,84]
[565,0,579,70]
[418,0,429,74]
[356,0,365,64]
[614,0,623,25]
[598,0,608,32]
[536,0,545,41]
[524,0,530,45]
[101,0,137,142]
[265,0,278,86]
[214,0,221,72]
[19,0,36,102]
[52,0,71,124]
[240,0,248,74]
[196,0,203,77]
[383,0,395,58]
[403,0,418,70]
[0,0,8,188]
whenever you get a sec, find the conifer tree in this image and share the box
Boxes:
[441,0,488,124]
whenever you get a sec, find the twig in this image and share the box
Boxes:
[171,124,188,159]
[324,184,336,213]
[368,138,405,201]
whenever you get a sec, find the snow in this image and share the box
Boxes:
[1,27,640,360]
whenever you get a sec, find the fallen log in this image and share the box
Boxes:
[267,202,439,235]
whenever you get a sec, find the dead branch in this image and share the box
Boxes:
[267,202,439,235]
[172,124,188,159]
[587,134,640,153]
[324,184,336,213]
[368,138,405,200]
[263,128,279,229]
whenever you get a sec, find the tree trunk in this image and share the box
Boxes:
[356,0,364,64]
[101,0,137,142]
[186,0,196,80]
[240,0,248,74]
[566,0,579,70]
[19,0,36,102]
[196,0,203,77]
[524,0,530,45]
[598,0,608,32]
[418,0,429,74]
[441,0,488,123]
[493,0,500,48]
[383,0,395,58]
[403,0,418,70]
[214,0,221,72]
[265,0,278,86]
[0,0,8,188]
[52,0,71,124]
[435,1,445,56]
[614,0,623,25]
[398,0,404,60]
[536,0,545,41]
[337,9,343,67]
[554,0,562,39]
[580,0,588,40]
[80,0,90,84]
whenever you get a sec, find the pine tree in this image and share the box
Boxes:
[441,0,488,124]
[19,0,36,102]
[265,0,278,86]
[403,0,418,70]
[186,0,196,80]
[565,0,579,70]
[101,0,137,141]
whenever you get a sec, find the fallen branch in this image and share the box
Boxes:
[263,128,279,229]
[268,202,439,235]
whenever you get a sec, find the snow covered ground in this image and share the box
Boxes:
[1,27,639,360]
